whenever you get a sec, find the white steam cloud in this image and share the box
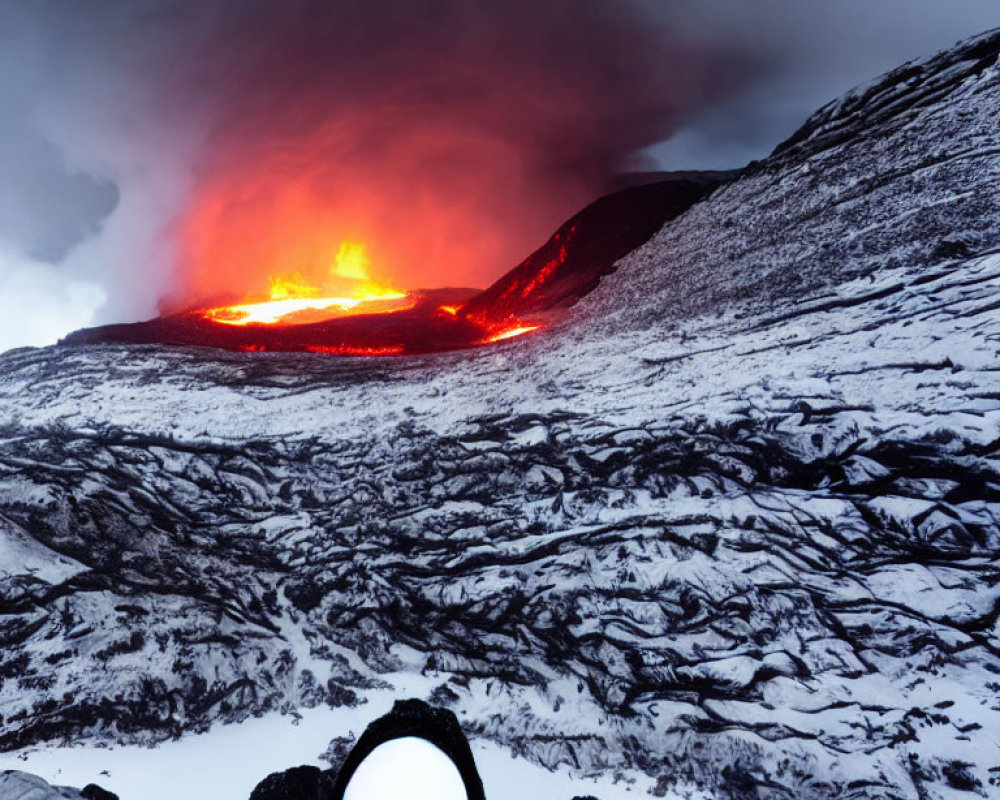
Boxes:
[0,247,105,352]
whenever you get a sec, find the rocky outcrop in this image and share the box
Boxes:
[456,170,736,328]
[576,28,1000,334]
[328,699,484,800]
[248,766,334,800]
[249,699,484,800]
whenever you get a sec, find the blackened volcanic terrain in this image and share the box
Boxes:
[2,30,1000,800]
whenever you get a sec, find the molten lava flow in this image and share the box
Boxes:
[482,324,543,343]
[191,238,545,353]
[304,345,406,356]
[201,241,410,326]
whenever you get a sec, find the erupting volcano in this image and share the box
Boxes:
[30,0,756,360]
[61,173,733,355]
[5,20,1000,800]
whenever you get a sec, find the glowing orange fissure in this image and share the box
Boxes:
[482,324,543,344]
[202,241,410,326]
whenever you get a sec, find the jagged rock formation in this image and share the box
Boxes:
[1,29,999,800]
[456,171,737,328]
[328,699,484,800]
[249,766,333,800]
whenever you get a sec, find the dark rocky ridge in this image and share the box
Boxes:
[327,699,484,800]
[770,29,1000,166]
[456,171,738,328]
[1,29,999,800]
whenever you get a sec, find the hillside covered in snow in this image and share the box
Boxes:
[1,29,999,800]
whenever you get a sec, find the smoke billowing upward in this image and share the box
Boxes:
[165,0,752,309]
[0,0,755,332]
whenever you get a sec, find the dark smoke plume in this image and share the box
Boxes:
[0,0,757,331]
[161,0,755,307]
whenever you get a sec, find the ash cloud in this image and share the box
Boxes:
[0,0,758,329]
[0,0,998,347]
[160,0,756,306]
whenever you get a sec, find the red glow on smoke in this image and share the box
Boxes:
[63,166,732,357]
[143,0,753,337]
[167,116,586,314]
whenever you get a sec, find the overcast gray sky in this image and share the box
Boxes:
[0,1,998,352]
[650,0,1000,169]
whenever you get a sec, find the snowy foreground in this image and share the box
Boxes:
[1,30,999,800]
[0,673,675,800]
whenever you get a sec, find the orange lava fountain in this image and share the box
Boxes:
[188,239,543,354]
[201,241,412,327]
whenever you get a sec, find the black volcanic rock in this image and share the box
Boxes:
[248,700,483,800]
[79,786,118,800]
[457,171,734,329]
[329,699,484,800]
[249,766,334,800]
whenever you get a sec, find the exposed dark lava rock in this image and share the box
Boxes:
[249,766,334,800]
[79,786,119,800]
[329,699,484,800]
[456,171,736,329]
[248,700,483,800]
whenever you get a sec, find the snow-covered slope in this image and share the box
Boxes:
[0,29,998,800]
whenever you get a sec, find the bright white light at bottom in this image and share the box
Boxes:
[343,736,467,800]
